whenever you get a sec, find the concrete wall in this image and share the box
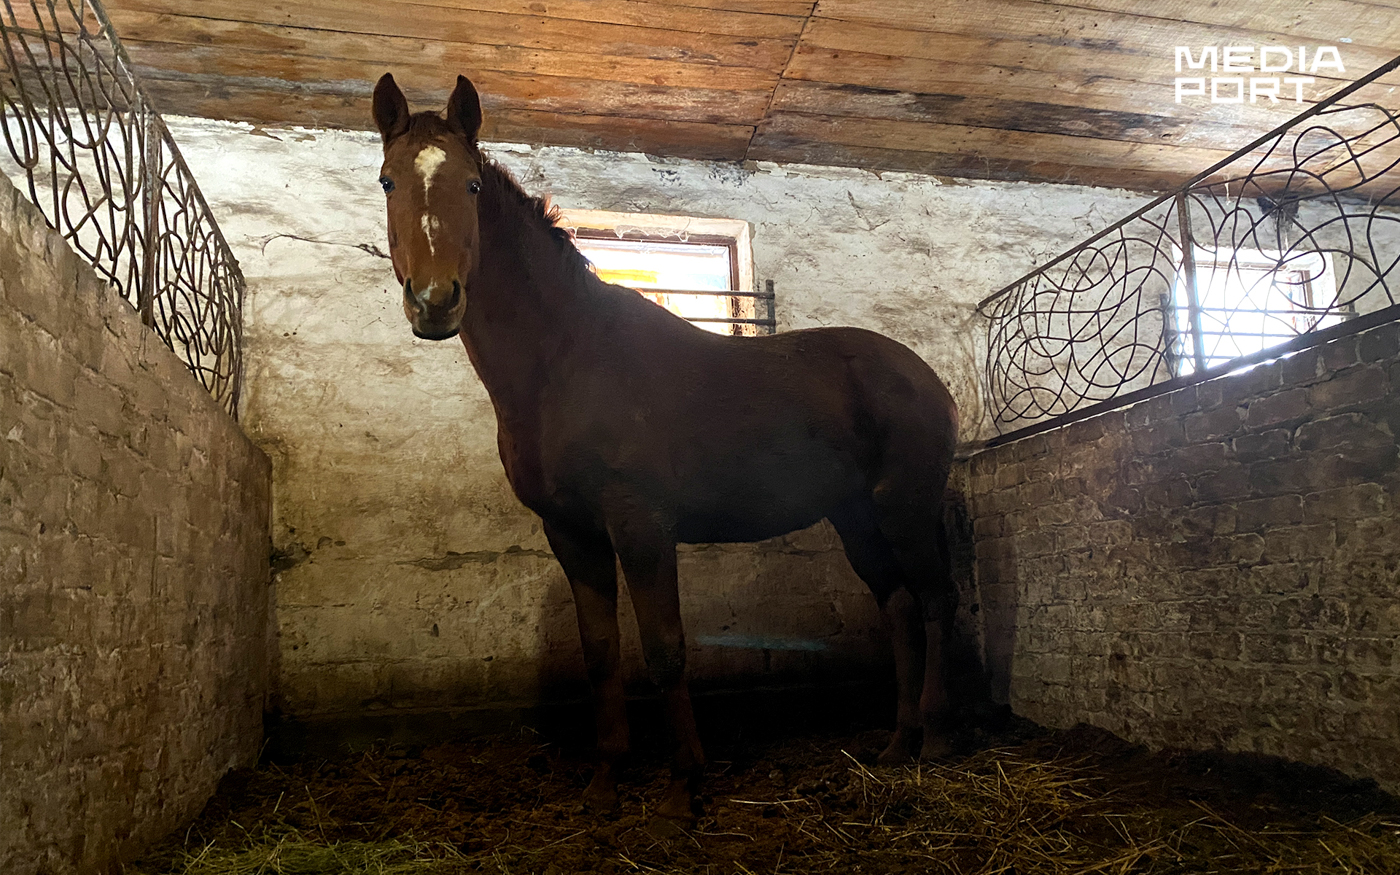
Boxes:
[966,322,1400,792]
[164,117,1148,721]
[0,176,273,873]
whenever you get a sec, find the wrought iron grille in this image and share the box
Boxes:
[0,0,244,416]
[978,55,1400,443]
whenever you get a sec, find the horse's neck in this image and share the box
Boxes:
[460,174,591,424]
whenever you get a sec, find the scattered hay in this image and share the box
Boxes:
[769,748,1400,874]
[147,832,467,875]
[127,732,1400,875]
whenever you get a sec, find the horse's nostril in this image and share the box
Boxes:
[404,278,424,313]
[449,280,462,309]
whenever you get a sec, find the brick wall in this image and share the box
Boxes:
[0,176,273,873]
[967,323,1400,793]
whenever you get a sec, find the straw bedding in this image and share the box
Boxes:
[128,723,1399,874]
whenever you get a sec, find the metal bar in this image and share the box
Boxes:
[685,317,777,325]
[630,287,775,299]
[978,52,1400,312]
[139,106,157,327]
[978,300,1400,449]
[1174,192,1207,373]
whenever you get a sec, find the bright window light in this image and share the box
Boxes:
[1172,247,1341,374]
[575,236,738,335]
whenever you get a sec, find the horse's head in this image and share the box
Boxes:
[372,73,484,341]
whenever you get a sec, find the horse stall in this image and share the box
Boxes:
[3,1,1400,873]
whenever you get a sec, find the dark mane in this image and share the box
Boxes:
[478,158,584,268]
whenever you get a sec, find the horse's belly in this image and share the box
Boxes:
[672,459,862,544]
[675,508,827,545]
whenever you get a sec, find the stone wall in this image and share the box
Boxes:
[967,322,1400,792]
[0,176,273,874]
[165,117,1148,722]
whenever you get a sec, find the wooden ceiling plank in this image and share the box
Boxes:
[1026,0,1400,46]
[768,79,1289,151]
[105,10,780,92]
[784,46,1310,132]
[139,79,755,159]
[810,0,1398,80]
[110,0,796,70]
[755,111,1255,174]
[310,0,809,39]
[493,108,754,159]
[122,41,776,126]
[797,16,1391,91]
[661,0,815,14]
[746,133,1191,189]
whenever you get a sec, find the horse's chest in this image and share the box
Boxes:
[496,424,549,507]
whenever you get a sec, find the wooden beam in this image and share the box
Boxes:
[122,42,775,125]
[795,15,1395,99]
[105,10,781,91]
[659,0,815,13]
[139,79,756,159]
[110,0,797,69]
[1025,0,1400,52]
[746,128,1203,190]
[813,0,1399,78]
[753,111,1239,170]
[784,45,1312,133]
[769,80,1291,151]
[326,0,810,37]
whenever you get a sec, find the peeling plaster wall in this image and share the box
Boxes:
[166,118,1149,720]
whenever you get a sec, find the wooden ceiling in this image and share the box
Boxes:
[105,0,1400,191]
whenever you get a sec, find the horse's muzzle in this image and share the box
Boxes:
[404,278,464,340]
[412,325,460,341]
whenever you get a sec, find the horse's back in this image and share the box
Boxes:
[744,325,959,453]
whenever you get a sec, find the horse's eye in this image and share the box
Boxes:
[379,176,394,194]
[468,180,481,195]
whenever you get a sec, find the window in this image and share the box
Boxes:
[1171,247,1342,374]
[557,210,771,336]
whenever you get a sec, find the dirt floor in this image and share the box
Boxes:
[128,717,1400,874]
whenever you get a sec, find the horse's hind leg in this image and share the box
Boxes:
[871,474,958,760]
[543,520,628,813]
[829,501,926,764]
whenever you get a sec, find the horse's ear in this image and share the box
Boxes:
[446,75,483,143]
[373,73,410,143]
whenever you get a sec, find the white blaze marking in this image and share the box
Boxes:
[421,214,441,257]
[415,145,448,193]
[415,146,448,265]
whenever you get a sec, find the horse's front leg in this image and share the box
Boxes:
[609,518,704,822]
[544,520,627,814]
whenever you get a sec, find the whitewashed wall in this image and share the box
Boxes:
[167,117,1148,719]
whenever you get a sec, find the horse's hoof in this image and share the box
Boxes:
[919,734,954,761]
[877,728,919,765]
[581,780,619,816]
[656,790,701,823]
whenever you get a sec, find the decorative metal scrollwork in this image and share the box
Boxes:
[0,0,244,416]
[979,56,1400,441]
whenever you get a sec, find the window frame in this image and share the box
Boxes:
[1170,245,1343,375]
[557,209,771,336]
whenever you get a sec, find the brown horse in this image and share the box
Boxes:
[372,74,962,820]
